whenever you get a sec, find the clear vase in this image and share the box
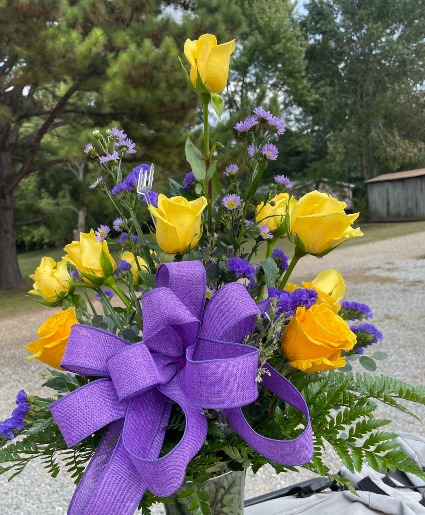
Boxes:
[164,470,246,515]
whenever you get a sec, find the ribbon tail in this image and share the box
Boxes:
[224,364,313,466]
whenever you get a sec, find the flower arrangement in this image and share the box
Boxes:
[2,33,425,515]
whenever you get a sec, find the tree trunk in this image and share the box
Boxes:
[77,206,86,234]
[0,149,25,290]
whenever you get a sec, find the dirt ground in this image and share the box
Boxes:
[1,228,425,514]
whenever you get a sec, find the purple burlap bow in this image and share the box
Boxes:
[50,260,313,515]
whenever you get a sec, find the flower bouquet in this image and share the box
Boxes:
[2,33,425,515]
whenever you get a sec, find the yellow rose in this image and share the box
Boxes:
[121,251,148,285]
[63,230,117,284]
[184,34,236,93]
[311,269,346,303]
[29,257,71,302]
[289,191,363,255]
[256,193,296,234]
[281,304,356,373]
[26,307,79,369]
[301,281,340,313]
[148,194,208,254]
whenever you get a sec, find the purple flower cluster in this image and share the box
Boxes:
[95,225,110,242]
[272,248,289,271]
[351,323,383,354]
[234,115,259,133]
[114,259,132,276]
[84,143,94,154]
[183,172,196,190]
[247,143,256,159]
[0,391,30,439]
[261,143,279,161]
[274,175,292,189]
[89,176,103,189]
[268,287,318,318]
[116,138,136,154]
[112,164,150,195]
[95,289,114,301]
[224,164,239,176]
[141,190,159,208]
[234,107,285,135]
[222,194,241,210]
[258,225,273,240]
[341,301,373,320]
[227,257,256,280]
[99,151,119,164]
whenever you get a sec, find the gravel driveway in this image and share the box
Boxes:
[1,230,425,514]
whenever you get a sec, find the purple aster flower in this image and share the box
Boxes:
[272,248,289,270]
[274,175,292,188]
[84,143,93,154]
[114,259,132,276]
[95,225,110,242]
[141,190,159,208]
[110,127,127,140]
[89,176,103,189]
[113,217,126,232]
[99,151,119,164]
[259,224,273,240]
[116,138,136,154]
[227,257,256,279]
[133,235,141,244]
[119,232,129,245]
[224,164,239,176]
[253,106,272,121]
[234,115,259,133]
[341,301,373,320]
[71,269,80,280]
[268,115,286,135]
[247,143,256,159]
[244,219,252,226]
[95,289,114,301]
[222,194,241,210]
[350,323,383,346]
[183,172,196,190]
[261,143,279,161]
[0,390,29,440]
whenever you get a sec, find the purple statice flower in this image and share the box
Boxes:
[291,288,318,311]
[227,257,256,280]
[71,269,80,280]
[95,289,114,301]
[261,143,279,161]
[110,127,127,140]
[274,175,292,188]
[114,259,132,276]
[350,323,383,346]
[247,143,256,159]
[95,225,110,242]
[141,190,159,208]
[268,287,318,318]
[341,301,373,320]
[111,163,150,195]
[99,151,119,164]
[234,115,259,133]
[183,172,196,190]
[272,248,289,270]
[253,106,272,121]
[133,235,141,244]
[224,164,239,176]
[222,194,241,210]
[258,224,273,240]
[0,390,30,439]
[84,143,93,154]
[113,217,126,232]
[89,176,103,189]
[116,138,136,154]
[119,232,129,245]
[268,115,286,135]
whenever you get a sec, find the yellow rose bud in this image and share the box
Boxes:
[256,193,296,234]
[121,251,148,286]
[282,304,356,373]
[29,257,71,302]
[289,191,363,255]
[63,229,117,284]
[184,34,236,93]
[311,269,346,303]
[148,194,208,254]
[26,307,79,369]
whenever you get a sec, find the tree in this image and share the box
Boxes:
[0,0,197,289]
[301,0,425,185]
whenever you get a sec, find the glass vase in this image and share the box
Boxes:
[164,470,246,515]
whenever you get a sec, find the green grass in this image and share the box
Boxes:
[1,221,424,319]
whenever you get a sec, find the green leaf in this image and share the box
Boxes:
[205,160,217,182]
[100,248,114,277]
[359,356,377,371]
[185,137,206,182]
[177,486,195,499]
[373,351,387,360]
[210,92,223,118]
[211,141,224,154]
[262,257,279,287]
[168,178,194,200]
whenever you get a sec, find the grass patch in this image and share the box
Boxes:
[1,221,424,319]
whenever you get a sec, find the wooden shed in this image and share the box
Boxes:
[365,169,425,221]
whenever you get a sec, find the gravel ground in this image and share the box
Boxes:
[1,230,425,514]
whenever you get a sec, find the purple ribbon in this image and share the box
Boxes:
[50,261,313,515]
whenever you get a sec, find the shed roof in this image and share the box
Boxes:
[365,168,425,183]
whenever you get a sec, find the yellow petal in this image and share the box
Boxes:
[194,33,218,84]
[184,38,198,66]
[204,39,236,93]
